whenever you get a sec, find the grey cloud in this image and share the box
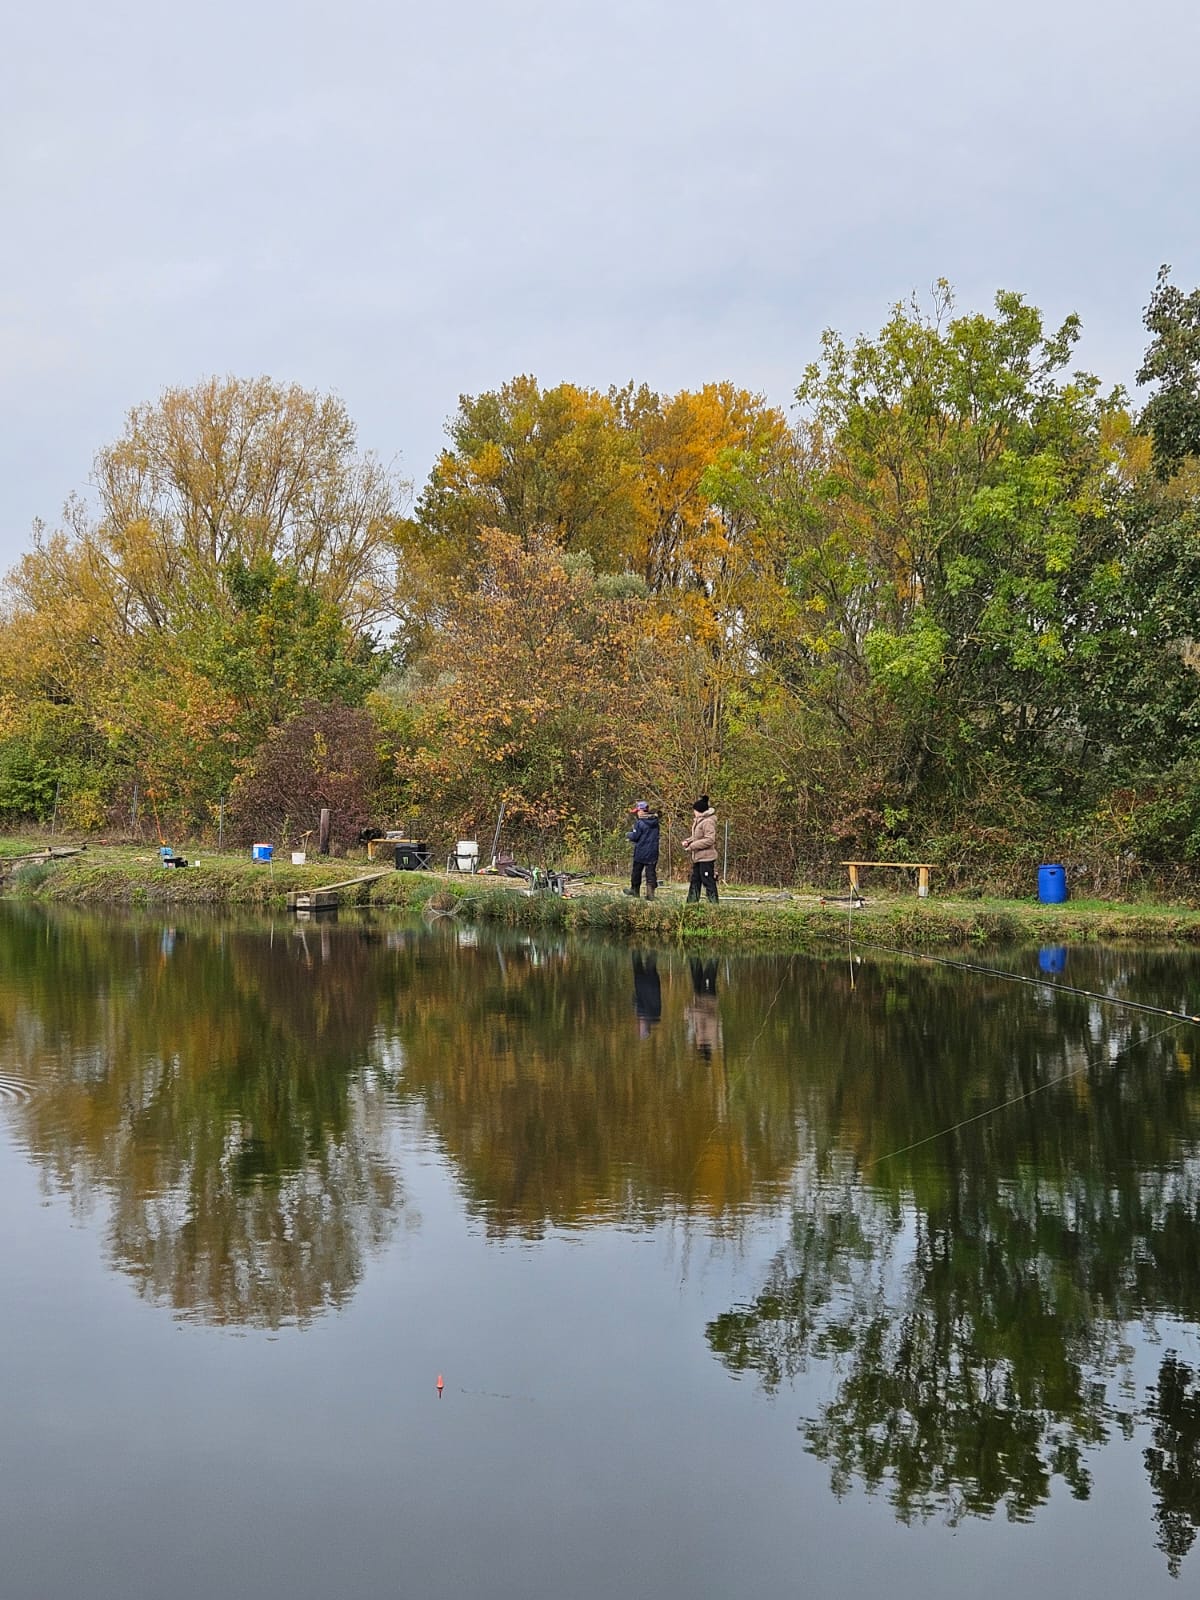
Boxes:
[1,0,1198,566]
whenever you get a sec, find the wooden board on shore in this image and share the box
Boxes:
[286,869,391,913]
[0,846,85,880]
[286,889,341,911]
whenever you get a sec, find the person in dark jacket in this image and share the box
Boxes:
[631,952,662,1037]
[624,800,660,900]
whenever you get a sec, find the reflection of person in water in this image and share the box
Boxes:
[632,953,662,1038]
[686,958,722,1060]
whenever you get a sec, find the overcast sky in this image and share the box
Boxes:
[2,0,1198,573]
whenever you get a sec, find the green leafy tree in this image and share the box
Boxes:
[786,283,1132,831]
[1139,266,1200,479]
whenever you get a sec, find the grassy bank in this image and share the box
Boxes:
[6,839,1200,950]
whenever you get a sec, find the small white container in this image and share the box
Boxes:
[291,851,307,866]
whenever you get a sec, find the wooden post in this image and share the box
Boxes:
[918,866,930,897]
[318,808,331,856]
[488,800,506,870]
[847,864,860,892]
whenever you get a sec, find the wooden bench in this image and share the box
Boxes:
[842,860,932,897]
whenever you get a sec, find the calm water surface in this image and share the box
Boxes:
[1,904,1199,1598]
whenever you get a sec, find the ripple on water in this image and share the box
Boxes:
[0,1074,33,1104]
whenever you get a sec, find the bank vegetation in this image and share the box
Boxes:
[3,272,1200,891]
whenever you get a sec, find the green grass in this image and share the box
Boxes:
[0,833,62,859]
[0,844,437,910]
[7,838,1200,949]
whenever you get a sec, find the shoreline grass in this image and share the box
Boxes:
[5,838,1200,950]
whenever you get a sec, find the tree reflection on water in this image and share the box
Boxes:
[707,951,1200,1573]
[3,907,1200,1573]
[383,934,796,1234]
[1146,1352,1200,1577]
[0,909,401,1326]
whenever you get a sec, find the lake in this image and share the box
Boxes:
[1,903,1198,1598]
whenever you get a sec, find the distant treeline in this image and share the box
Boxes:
[3,272,1200,883]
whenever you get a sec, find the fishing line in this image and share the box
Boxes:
[742,954,796,1065]
[847,935,1200,1027]
[690,917,1200,1201]
[860,1016,1186,1173]
[690,918,1169,1190]
[842,923,1200,1169]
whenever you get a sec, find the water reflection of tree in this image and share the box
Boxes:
[1146,1352,1200,1577]
[386,934,798,1235]
[707,953,1200,1567]
[0,909,400,1327]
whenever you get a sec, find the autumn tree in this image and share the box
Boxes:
[92,375,404,630]
[225,700,383,848]
[393,528,647,849]
[396,378,800,863]
[405,377,646,584]
[0,378,401,830]
[615,380,790,592]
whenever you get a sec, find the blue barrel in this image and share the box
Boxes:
[252,843,273,863]
[1038,863,1067,903]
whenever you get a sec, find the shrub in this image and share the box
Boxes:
[225,702,383,849]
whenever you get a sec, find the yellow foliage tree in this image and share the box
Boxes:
[395,528,648,847]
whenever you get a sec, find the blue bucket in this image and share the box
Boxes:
[1037,863,1067,903]
[251,843,273,863]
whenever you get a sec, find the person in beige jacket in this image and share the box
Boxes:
[681,795,719,903]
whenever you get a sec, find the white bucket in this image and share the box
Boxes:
[291,851,306,866]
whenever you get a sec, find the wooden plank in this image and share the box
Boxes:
[287,889,341,910]
[311,870,392,894]
[840,860,933,868]
[287,869,391,914]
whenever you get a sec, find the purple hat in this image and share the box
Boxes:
[628,800,649,813]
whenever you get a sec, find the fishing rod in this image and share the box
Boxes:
[848,934,1200,1028]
